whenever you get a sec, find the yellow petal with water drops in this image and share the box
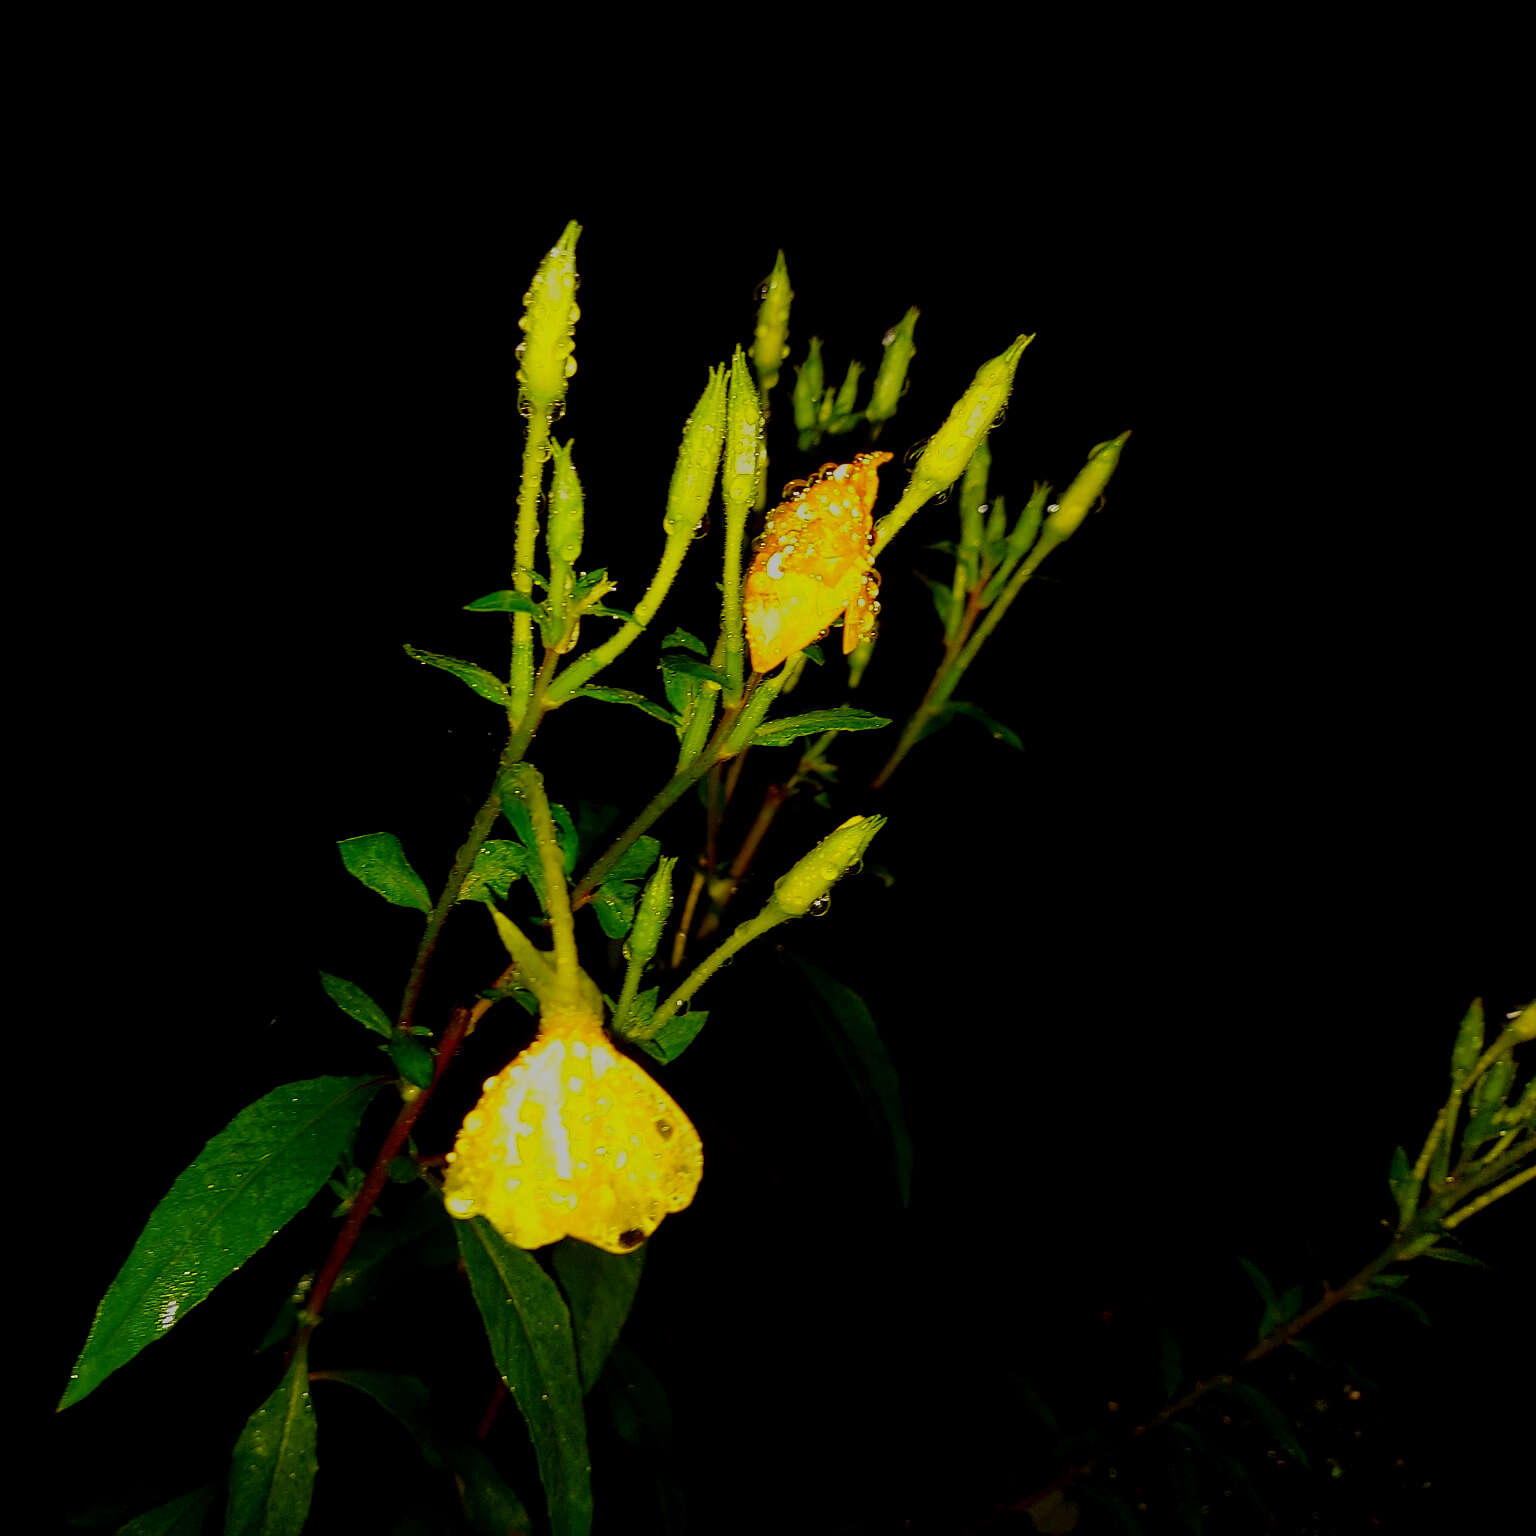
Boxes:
[442,1007,702,1254]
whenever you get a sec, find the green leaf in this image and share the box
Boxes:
[751,707,891,748]
[458,839,529,904]
[224,1341,318,1536]
[318,971,394,1039]
[570,568,610,603]
[942,699,1024,751]
[552,1241,646,1395]
[603,1343,673,1452]
[455,1218,592,1536]
[388,1031,436,1090]
[1387,1143,1418,1221]
[917,571,956,627]
[1450,998,1485,1086]
[630,1010,710,1065]
[661,628,707,655]
[338,832,433,915]
[402,643,510,705]
[552,801,579,877]
[783,954,912,1207]
[572,686,678,729]
[447,1443,534,1536]
[1160,1328,1184,1398]
[61,1076,377,1410]
[116,1485,218,1536]
[464,589,544,617]
[312,1370,445,1469]
[607,836,661,883]
[1218,1380,1310,1469]
[662,654,728,688]
[591,881,638,939]
[585,604,641,625]
[660,654,708,719]
[1417,1243,1490,1268]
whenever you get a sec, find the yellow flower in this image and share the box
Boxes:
[443,1005,702,1254]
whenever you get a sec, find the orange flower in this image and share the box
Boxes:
[744,452,891,673]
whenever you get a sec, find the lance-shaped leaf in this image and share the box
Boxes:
[402,643,511,706]
[784,954,912,1207]
[224,1340,318,1536]
[455,1217,592,1536]
[571,686,679,729]
[338,832,433,915]
[319,970,395,1038]
[116,1485,218,1536]
[751,707,891,748]
[464,589,546,616]
[60,1076,377,1409]
[552,1240,646,1394]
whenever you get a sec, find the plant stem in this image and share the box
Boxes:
[510,410,551,722]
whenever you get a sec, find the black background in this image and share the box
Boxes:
[43,102,1532,1536]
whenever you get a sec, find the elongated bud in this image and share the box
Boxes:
[1511,1000,1535,1044]
[867,306,918,430]
[912,334,1032,497]
[547,440,584,638]
[1043,431,1131,542]
[625,855,677,966]
[752,250,793,396]
[1005,483,1050,562]
[793,336,825,433]
[830,359,864,424]
[516,221,581,415]
[768,815,885,918]
[723,347,764,516]
[665,365,728,537]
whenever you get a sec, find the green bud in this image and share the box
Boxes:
[793,336,825,433]
[625,855,677,966]
[829,359,864,429]
[912,334,1032,497]
[769,815,886,918]
[723,347,764,515]
[867,307,918,429]
[548,440,584,574]
[516,221,582,413]
[751,250,793,395]
[665,365,728,537]
[1510,1000,1535,1044]
[1005,483,1050,562]
[1043,431,1131,542]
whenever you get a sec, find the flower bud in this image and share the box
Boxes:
[625,855,677,967]
[516,221,581,413]
[912,334,1032,497]
[751,250,793,396]
[769,815,886,918]
[793,336,825,434]
[867,307,919,429]
[722,347,764,516]
[664,365,727,537]
[1043,431,1131,542]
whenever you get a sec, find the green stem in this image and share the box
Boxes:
[631,907,782,1040]
[510,410,552,722]
[505,762,578,985]
[872,528,1062,789]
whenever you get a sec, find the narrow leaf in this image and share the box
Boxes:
[60,1076,377,1410]
[388,1031,436,1090]
[572,686,678,728]
[631,1010,709,1065]
[224,1340,318,1536]
[458,839,529,904]
[338,832,433,915]
[591,881,638,940]
[661,628,707,655]
[455,1218,592,1536]
[607,836,662,883]
[312,1369,445,1469]
[402,643,510,705]
[552,1241,646,1395]
[448,1443,534,1536]
[1219,1380,1310,1468]
[943,700,1024,750]
[1450,998,1485,1086]
[116,1486,217,1536]
[318,971,394,1039]
[783,954,912,1206]
[751,707,891,748]
[464,589,544,616]
[585,604,641,625]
